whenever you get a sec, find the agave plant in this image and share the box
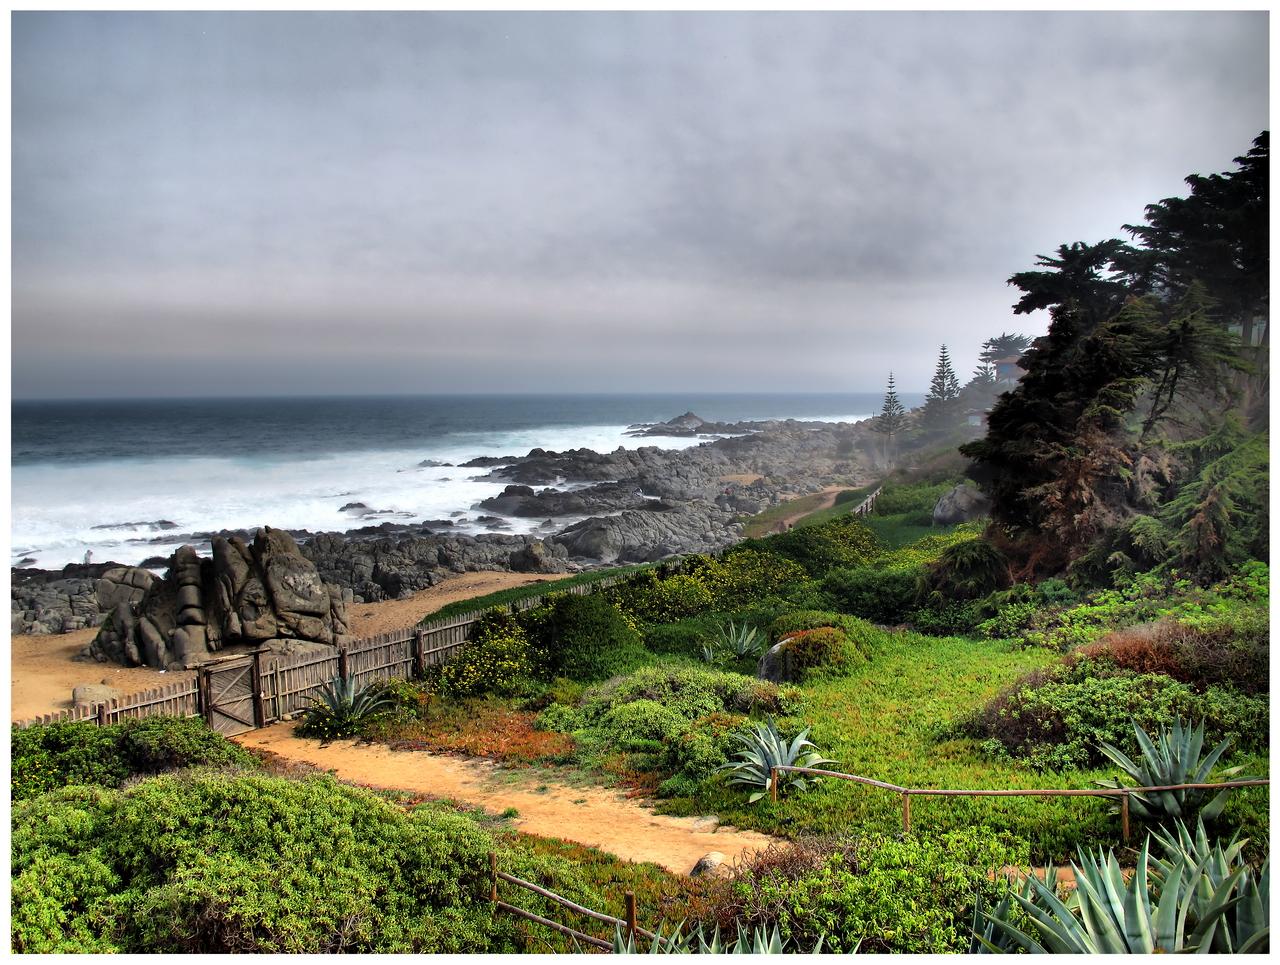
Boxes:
[981,838,1242,953]
[1149,818,1270,953]
[969,866,1055,954]
[699,642,720,665]
[716,718,835,804]
[713,621,766,660]
[298,674,394,740]
[1093,717,1251,823]
[611,921,825,954]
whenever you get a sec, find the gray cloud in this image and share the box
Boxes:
[12,11,1268,396]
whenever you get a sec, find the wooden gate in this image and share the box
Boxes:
[200,653,264,736]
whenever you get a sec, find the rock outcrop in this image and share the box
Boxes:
[89,527,349,669]
[11,564,155,635]
[932,483,992,526]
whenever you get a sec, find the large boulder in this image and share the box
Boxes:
[932,483,992,526]
[89,526,348,670]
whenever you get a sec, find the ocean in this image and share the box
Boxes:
[11,393,919,570]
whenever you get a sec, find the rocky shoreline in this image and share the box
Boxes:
[13,413,880,636]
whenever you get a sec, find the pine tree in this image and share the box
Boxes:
[870,372,908,465]
[920,345,961,432]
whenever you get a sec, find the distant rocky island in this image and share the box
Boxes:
[13,413,878,638]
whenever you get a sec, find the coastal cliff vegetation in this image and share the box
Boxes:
[12,134,1268,954]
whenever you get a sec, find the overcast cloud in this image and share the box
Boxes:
[11,11,1269,398]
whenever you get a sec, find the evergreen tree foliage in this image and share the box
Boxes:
[961,132,1269,580]
[870,372,909,464]
[919,345,961,432]
[978,333,1033,365]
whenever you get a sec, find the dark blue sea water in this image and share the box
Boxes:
[12,393,920,568]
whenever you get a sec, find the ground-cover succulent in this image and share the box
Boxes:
[717,718,835,803]
[1093,717,1251,824]
[297,674,394,740]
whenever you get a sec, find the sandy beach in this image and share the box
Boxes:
[10,569,567,722]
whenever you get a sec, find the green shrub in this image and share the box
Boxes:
[768,610,885,659]
[11,772,580,953]
[663,712,748,782]
[522,593,649,683]
[436,612,537,698]
[533,703,587,734]
[744,515,883,577]
[821,565,923,623]
[579,665,788,724]
[925,538,1011,601]
[599,700,691,752]
[776,628,864,683]
[11,718,255,802]
[642,614,721,657]
[698,828,1029,953]
[687,549,812,608]
[907,600,985,636]
[976,600,1042,640]
[961,660,1269,770]
[609,572,714,624]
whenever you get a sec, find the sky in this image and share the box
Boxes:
[10,10,1270,398]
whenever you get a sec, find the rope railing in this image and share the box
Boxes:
[488,851,664,953]
[769,766,1270,842]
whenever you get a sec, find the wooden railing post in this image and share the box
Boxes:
[250,649,266,728]
[413,628,427,678]
[489,851,498,904]
[770,766,779,803]
[1121,790,1131,844]
[338,646,349,681]
[96,702,108,727]
[625,891,638,943]
[902,792,912,833]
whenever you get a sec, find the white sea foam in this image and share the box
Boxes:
[12,413,869,569]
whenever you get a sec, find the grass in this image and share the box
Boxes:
[862,514,942,549]
[427,564,654,621]
[655,630,1269,864]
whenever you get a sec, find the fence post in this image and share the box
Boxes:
[1121,791,1131,844]
[901,792,912,833]
[96,701,108,727]
[338,646,349,681]
[489,851,499,903]
[770,767,779,803]
[250,650,266,728]
[625,891,638,942]
[414,629,427,678]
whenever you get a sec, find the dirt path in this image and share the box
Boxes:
[773,486,846,531]
[11,570,568,721]
[345,571,567,636]
[239,722,781,875]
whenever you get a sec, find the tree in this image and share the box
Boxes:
[978,333,1033,365]
[1124,131,1268,347]
[870,372,908,465]
[919,345,962,433]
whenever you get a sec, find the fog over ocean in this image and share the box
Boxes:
[12,393,921,569]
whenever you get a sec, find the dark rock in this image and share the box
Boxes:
[932,483,992,526]
[339,502,370,512]
[417,459,452,468]
[90,520,178,531]
[90,526,348,669]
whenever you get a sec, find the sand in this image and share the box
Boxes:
[239,722,781,875]
[10,570,568,722]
